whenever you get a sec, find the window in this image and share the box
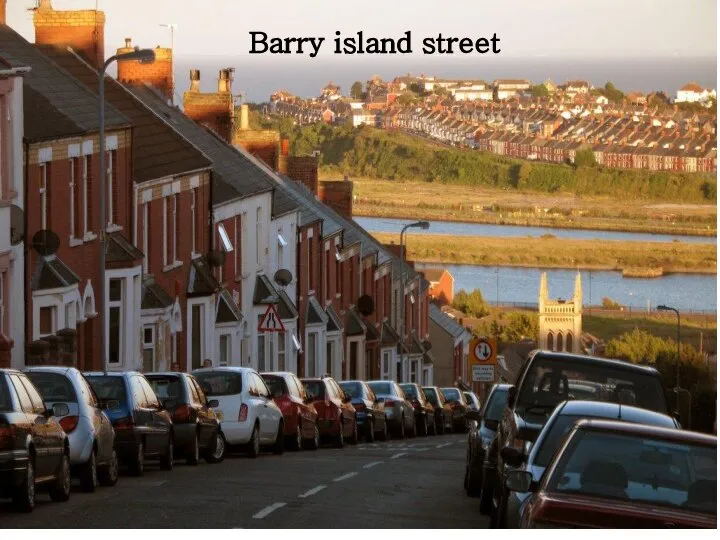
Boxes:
[190,189,197,255]
[138,377,161,409]
[410,359,418,383]
[292,333,302,354]
[0,273,4,337]
[82,155,91,235]
[108,278,123,365]
[39,305,56,337]
[143,326,155,372]
[164,194,178,266]
[219,334,231,367]
[382,350,391,380]
[10,375,35,413]
[69,158,81,239]
[253,373,270,398]
[277,230,286,269]
[218,222,233,252]
[142,202,149,273]
[277,332,286,371]
[306,332,317,377]
[256,207,263,266]
[39,162,49,230]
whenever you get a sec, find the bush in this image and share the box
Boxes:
[601,297,622,309]
[452,289,490,318]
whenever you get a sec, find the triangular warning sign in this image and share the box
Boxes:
[258,304,286,333]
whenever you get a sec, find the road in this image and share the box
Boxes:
[1,432,489,528]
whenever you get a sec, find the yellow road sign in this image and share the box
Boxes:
[469,337,497,365]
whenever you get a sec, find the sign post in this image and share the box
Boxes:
[468,337,497,387]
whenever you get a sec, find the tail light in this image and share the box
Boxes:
[238,404,248,422]
[327,403,337,421]
[0,423,14,450]
[113,416,135,430]
[59,415,79,433]
[384,398,396,407]
[173,404,191,423]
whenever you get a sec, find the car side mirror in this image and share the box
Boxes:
[52,403,70,417]
[507,386,517,409]
[466,410,482,423]
[485,418,500,431]
[500,446,525,468]
[505,470,535,493]
[208,399,219,408]
[106,399,120,412]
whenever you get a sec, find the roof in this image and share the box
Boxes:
[429,304,466,339]
[126,84,297,217]
[187,257,220,296]
[325,305,343,333]
[527,350,662,376]
[0,25,128,140]
[216,288,243,323]
[380,321,400,346]
[555,400,676,428]
[141,276,174,310]
[574,418,717,446]
[253,274,280,305]
[31,255,80,291]
[420,268,448,283]
[276,289,298,320]
[680,82,705,92]
[40,47,212,183]
[306,297,328,325]
[105,232,144,263]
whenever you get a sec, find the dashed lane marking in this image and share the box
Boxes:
[333,472,358,482]
[298,485,327,498]
[436,442,452,449]
[252,502,287,519]
[363,461,383,469]
[390,452,407,460]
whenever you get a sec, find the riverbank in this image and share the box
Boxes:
[370,232,717,275]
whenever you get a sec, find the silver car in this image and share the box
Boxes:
[367,381,416,438]
[25,367,118,492]
[500,400,679,528]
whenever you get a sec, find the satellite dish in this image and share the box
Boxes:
[31,230,60,256]
[207,249,226,268]
[274,269,292,287]
[10,205,24,246]
[357,294,374,317]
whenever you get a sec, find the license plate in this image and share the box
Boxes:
[215,410,224,421]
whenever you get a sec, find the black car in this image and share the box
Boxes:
[441,387,470,432]
[0,369,72,512]
[485,350,672,521]
[339,380,388,442]
[146,373,224,465]
[464,384,510,506]
[422,386,454,434]
[85,372,174,476]
[400,383,435,436]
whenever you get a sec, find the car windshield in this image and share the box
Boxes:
[302,381,325,401]
[339,382,362,398]
[262,375,286,398]
[86,376,127,404]
[146,376,183,401]
[483,389,509,421]
[423,387,439,405]
[194,372,242,396]
[517,358,668,416]
[368,382,393,396]
[400,384,418,399]
[441,388,462,402]
[26,372,78,403]
[547,430,717,515]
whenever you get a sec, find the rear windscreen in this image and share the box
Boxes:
[262,375,287,397]
[86,376,127,404]
[302,380,325,401]
[194,372,243,396]
[147,376,184,401]
[26,372,78,403]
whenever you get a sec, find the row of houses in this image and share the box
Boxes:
[0,1,472,387]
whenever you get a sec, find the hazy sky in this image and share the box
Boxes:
[6,0,717,59]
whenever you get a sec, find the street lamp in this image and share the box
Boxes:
[99,48,155,372]
[657,304,681,417]
[399,221,430,382]
[674,387,692,429]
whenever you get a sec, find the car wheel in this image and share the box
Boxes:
[49,453,71,502]
[334,419,345,448]
[12,456,35,512]
[205,431,226,463]
[187,432,200,466]
[304,423,320,450]
[98,449,119,486]
[160,436,174,471]
[247,423,260,458]
[79,449,98,493]
[366,418,375,443]
[273,422,285,455]
[129,442,144,476]
[378,418,388,441]
[349,417,358,445]
[291,422,302,451]
[479,469,494,514]
[430,418,437,435]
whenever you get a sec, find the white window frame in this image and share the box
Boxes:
[218,223,233,252]
[143,325,155,372]
[278,332,286,371]
[381,350,392,380]
[38,305,57,338]
[69,158,77,240]
[82,154,90,237]
[39,163,48,230]
[163,194,178,268]
[142,202,149,273]
[107,278,124,365]
[64,301,76,330]
[218,333,231,367]
[234,215,242,279]
[277,230,286,269]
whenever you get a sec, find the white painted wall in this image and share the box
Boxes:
[105,266,142,371]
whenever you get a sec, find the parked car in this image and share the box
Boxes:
[465,384,510,503]
[399,383,435,436]
[261,371,319,450]
[0,369,71,512]
[194,367,284,458]
[26,367,118,491]
[422,386,453,434]
[367,380,416,438]
[497,400,679,528]
[463,391,482,412]
[339,380,388,442]
[146,372,224,464]
[440,387,470,432]
[85,371,174,475]
[510,419,717,528]
[486,350,671,521]
[301,376,357,447]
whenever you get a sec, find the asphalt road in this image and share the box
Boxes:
[1,432,489,528]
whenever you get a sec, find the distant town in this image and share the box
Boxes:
[269,75,717,173]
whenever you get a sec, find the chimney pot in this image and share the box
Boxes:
[218,68,234,93]
[125,38,132,48]
[239,103,249,131]
[189,69,200,92]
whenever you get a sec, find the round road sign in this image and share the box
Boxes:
[474,340,493,362]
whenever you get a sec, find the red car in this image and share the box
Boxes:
[301,376,357,448]
[261,372,319,451]
[510,419,717,528]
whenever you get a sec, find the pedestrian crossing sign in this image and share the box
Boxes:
[258,304,285,333]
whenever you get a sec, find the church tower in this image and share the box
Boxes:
[538,272,583,353]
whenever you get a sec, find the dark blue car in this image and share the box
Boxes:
[339,381,388,442]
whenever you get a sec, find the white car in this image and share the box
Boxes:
[193,367,284,458]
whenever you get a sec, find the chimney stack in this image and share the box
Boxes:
[0,0,7,25]
[116,38,174,103]
[189,70,200,92]
[183,67,235,143]
[239,103,249,131]
[218,68,233,93]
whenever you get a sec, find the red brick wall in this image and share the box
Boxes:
[117,46,173,102]
[318,180,353,219]
[33,3,105,70]
[235,130,280,169]
[285,156,319,194]
[183,93,234,143]
[296,222,321,377]
[0,0,6,25]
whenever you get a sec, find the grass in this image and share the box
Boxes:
[369,232,717,274]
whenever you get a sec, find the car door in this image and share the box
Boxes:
[129,375,156,454]
[138,376,171,452]
[18,374,64,477]
[394,383,412,428]
[9,374,52,476]
[79,375,114,464]
[188,376,215,446]
[331,380,354,436]
[253,373,277,442]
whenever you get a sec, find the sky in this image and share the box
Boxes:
[6,0,718,59]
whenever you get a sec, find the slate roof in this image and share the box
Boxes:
[344,308,367,337]
[277,289,298,320]
[141,277,174,310]
[380,322,400,347]
[105,232,144,263]
[325,305,343,333]
[31,256,80,291]
[187,257,220,296]
[306,296,328,325]
[126,84,297,217]
[0,25,128,140]
[40,47,212,183]
[216,289,243,323]
[253,274,279,305]
[429,304,467,339]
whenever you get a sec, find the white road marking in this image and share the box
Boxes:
[436,442,452,449]
[413,447,428,452]
[390,452,407,460]
[252,502,286,519]
[298,485,327,498]
[363,461,383,469]
[333,472,358,482]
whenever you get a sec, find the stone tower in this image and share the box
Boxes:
[538,272,583,353]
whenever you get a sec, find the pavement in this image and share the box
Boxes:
[1,432,489,528]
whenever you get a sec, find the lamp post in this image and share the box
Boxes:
[657,304,681,417]
[160,23,177,103]
[399,221,430,382]
[99,48,155,372]
[674,387,692,429]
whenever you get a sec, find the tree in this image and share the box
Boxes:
[574,148,597,168]
[397,92,416,106]
[530,84,549,97]
[500,312,539,343]
[350,81,364,100]
[452,288,489,318]
[603,81,625,102]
